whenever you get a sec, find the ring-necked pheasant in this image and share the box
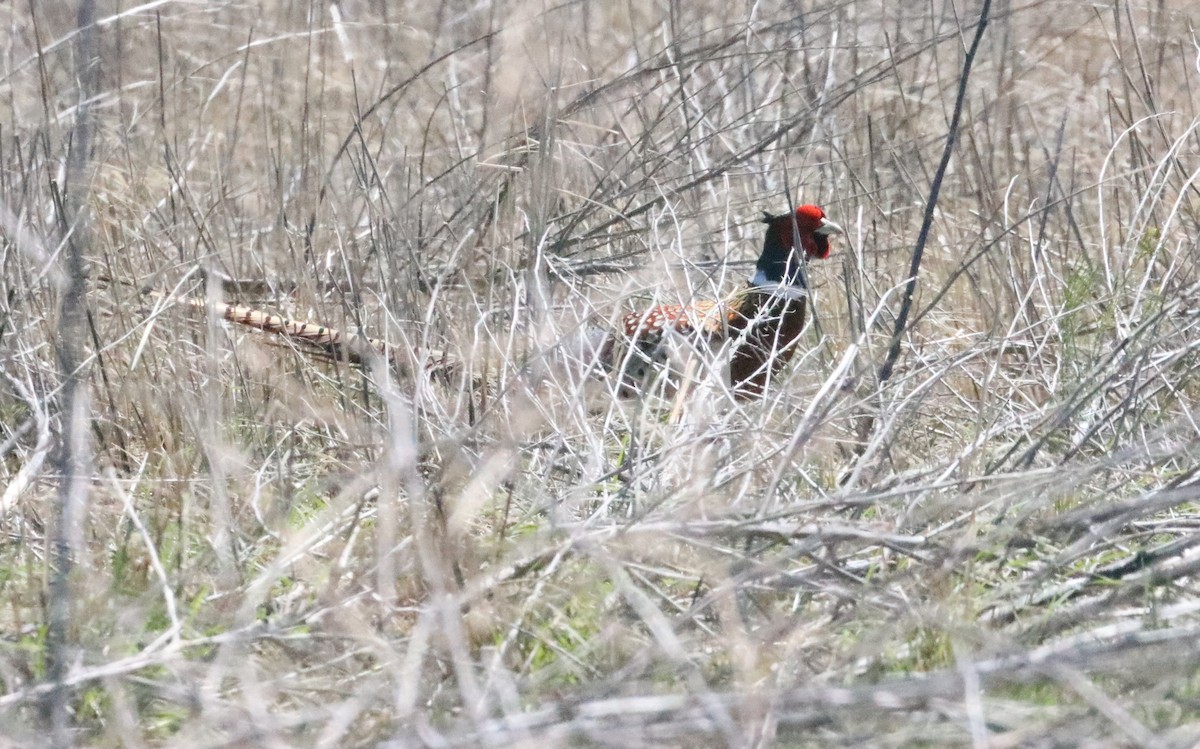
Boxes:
[141,204,840,400]
[602,204,843,398]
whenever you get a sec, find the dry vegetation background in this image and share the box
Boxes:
[2,0,1200,746]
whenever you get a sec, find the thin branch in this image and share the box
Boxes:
[46,0,98,743]
[877,0,993,387]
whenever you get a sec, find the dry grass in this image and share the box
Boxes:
[2,0,1200,746]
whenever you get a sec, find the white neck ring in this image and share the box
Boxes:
[749,270,808,301]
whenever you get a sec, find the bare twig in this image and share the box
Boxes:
[859,0,993,448]
[45,1,98,742]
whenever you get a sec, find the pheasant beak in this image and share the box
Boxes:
[814,217,844,236]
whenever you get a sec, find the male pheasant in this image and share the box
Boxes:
[143,205,839,400]
[604,204,842,398]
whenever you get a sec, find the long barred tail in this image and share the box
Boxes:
[180,296,389,366]
[168,294,458,381]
